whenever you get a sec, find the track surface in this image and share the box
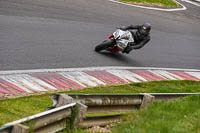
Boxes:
[0,0,200,70]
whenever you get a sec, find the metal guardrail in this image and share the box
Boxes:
[1,93,200,133]
[68,93,200,112]
[146,93,200,100]
[0,103,76,133]
[69,94,143,113]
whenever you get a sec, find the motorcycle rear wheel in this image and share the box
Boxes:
[95,39,114,52]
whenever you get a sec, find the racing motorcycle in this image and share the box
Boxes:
[95,29,134,53]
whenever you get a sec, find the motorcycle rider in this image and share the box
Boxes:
[119,23,151,54]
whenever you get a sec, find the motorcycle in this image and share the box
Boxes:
[94,29,134,53]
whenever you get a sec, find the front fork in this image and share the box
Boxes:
[107,35,120,53]
[108,35,117,47]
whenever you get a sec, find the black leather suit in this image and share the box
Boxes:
[120,25,150,54]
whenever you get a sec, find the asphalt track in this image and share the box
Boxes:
[0,0,200,70]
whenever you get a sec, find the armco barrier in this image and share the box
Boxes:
[67,93,200,112]
[1,93,200,133]
[0,103,78,133]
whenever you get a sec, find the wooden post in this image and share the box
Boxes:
[56,94,74,107]
[140,94,155,109]
[76,102,87,127]
[11,124,29,133]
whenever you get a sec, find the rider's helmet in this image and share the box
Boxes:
[139,23,151,35]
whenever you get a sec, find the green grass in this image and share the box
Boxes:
[85,112,127,117]
[112,95,200,133]
[0,94,52,126]
[119,0,179,7]
[67,80,200,94]
[0,80,200,127]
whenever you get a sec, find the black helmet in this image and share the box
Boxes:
[139,23,151,35]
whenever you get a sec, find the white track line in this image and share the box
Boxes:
[59,71,106,87]
[186,72,200,79]
[108,0,187,11]
[148,70,184,80]
[107,69,147,82]
[0,67,200,75]
[0,75,32,93]
[181,0,200,6]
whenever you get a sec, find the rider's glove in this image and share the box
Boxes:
[125,47,132,54]
[123,44,133,54]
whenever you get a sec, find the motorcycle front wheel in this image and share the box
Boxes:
[95,39,115,52]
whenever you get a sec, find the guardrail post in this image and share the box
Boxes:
[54,94,74,107]
[49,94,88,129]
[140,94,155,109]
[76,102,87,127]
[11,124,29,133]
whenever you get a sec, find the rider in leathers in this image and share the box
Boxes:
[119,23,151,54]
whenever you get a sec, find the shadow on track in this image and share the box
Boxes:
[95,51,142,66]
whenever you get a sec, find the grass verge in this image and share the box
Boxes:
[0,80,200,127]
[112,95,200,133]
[118,0,179,8]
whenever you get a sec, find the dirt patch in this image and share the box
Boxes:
[88,125,111,133]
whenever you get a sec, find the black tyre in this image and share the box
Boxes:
[95,39,114,52]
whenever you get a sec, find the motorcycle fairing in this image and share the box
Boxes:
[113,29,134,50]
